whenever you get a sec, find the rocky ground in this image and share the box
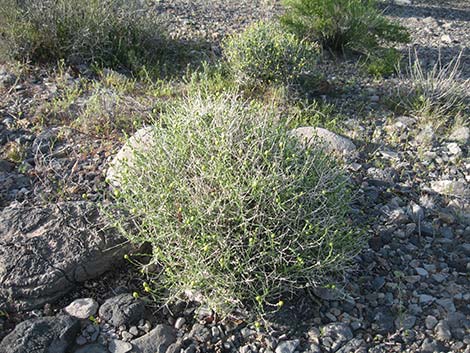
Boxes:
[0,0,469,352]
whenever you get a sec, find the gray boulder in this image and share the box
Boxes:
[131,324,177,353]
[99,293,145,327]
[290,127,357,156]
[0,202,132,310]
[0,315,80,353]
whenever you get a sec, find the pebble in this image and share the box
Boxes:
[419,294,435,304]
[174,317,186,330]
[63,298,99,319]
[425,315,438,330]
[108,340,133,353]
[415,267,429,277]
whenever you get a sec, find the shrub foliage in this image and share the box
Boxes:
[222,21,320,87]
[109,93,362,315]
[281,0,410,53]
[0,0,164,69]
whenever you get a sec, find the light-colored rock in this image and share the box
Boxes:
[448,126,469,145]
[64,298,99,319]
[430,180,468,198]
[109,339,133,353]
[107,126,155,187]
[290,127,357,156]
[275,339,300,353]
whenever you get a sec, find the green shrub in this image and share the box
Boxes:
[108,93,362,315]
[222,21,320,88]
[281,0,410,53]
[366,48,402,78]
[0,0,164,70]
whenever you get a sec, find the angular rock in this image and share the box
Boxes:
[131,324,176,353]
[99,293,145,327]
[0,202,132,310]
[275,339,300,353]
[290,127,357,156]
[430,180,468,198]
[448,126,469,145]
[0,315,80,353]
[106,126,155,187]
[320,323,353,352]
[109,339,133,353]
[64,298,99,319]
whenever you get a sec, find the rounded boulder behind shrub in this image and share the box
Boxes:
[107,93,363,316]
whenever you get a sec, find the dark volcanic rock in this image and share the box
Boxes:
[99,293,145,327]
[0,201,132,310]
[0,315,80,353]
[131,324,177,353]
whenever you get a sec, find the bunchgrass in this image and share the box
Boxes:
[107,93,362,316]
[396,50,469,120]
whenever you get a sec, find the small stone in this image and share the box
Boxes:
[441,34,452,44]
[99,294,145,327]
[432,273,446,283]
[419,294,435,304]
[436,298,455,313]
[435,320,452,341]
[448,126,469,145]
[430,180,468,198]
[415,267,429,277]
[425,316,438,330]
[370,95,380,102]
[129,326,139,336]
[64,298,99,319]
[211,326,220,338]
[275,339,300,353]
[108,339,132,353]
[174,317,185,330]
[447,142,462,156]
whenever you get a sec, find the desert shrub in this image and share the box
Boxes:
[366,48,402,78]
[108,93,362,315]
[396,51,469,118]
[281,0,410,53]
[0,0,164,70]
[222,21,320,88]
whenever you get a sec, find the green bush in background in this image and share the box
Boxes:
[0,0,164,70]
[281,0,410,54]
[222,21,321,88]
[109,93,362,315]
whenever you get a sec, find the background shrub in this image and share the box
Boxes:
[281,0,410,53]
[0,0,164,70]
[222,21,320,88]
[109,93,362,315]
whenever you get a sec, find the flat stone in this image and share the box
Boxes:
[415,267,429,277]
[430,180,468,198]
[0,202,133,310]
[395,315,417,330]
[64,298,99,319]
[99,294,145,327]
[436,298,456,313]
[290,127,357,156]
[275,339,300,353]
[109,339,133,353]
[0,315,80,353]
[419,294,436,304]
[131,324,176,353]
